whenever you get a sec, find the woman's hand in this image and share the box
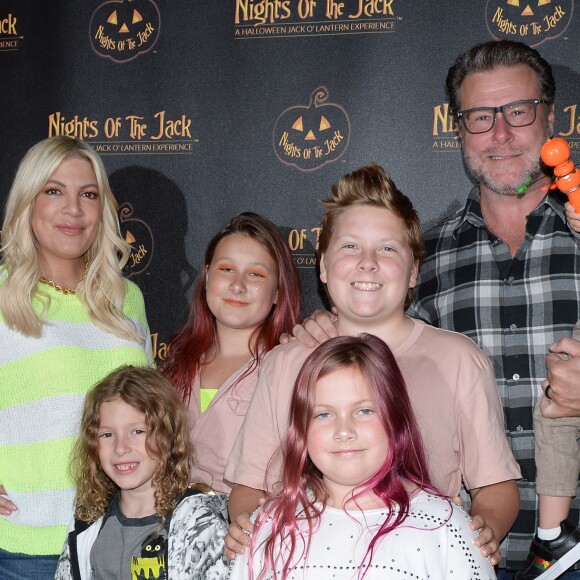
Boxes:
[0,484,17,516]
[224,512,253,560]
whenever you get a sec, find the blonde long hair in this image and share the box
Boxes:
[0,136,140,341]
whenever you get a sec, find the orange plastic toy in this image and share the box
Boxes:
[540,137,580,211]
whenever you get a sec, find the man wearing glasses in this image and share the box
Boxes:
[285,38,579,577]
[409,40,580,579]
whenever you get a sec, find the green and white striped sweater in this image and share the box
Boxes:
[0,272,153,556]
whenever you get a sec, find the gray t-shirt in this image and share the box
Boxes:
[90,495,168,580]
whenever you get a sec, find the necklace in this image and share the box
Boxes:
[38,277,78,294]
[38,261,89,295]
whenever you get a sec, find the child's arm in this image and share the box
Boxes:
[54,546,73,580]
[175,493,230,578]
[444,500,497,579]
[469,479,520,565]
[224,484,265,559]
[284,309,339,346]
[227,505,269,580]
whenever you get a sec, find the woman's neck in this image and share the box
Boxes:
[37,255,87,290]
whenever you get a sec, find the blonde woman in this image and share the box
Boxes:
[0,136,152,578]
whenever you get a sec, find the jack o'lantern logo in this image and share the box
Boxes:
[273,87,350,172]
[119,202,154,277]
[90,0,160,62]
[485,0,572,47]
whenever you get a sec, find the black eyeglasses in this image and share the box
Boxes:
[457,99,548,134]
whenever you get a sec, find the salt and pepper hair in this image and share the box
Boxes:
[446,40,555,115]
[0,136,140,342]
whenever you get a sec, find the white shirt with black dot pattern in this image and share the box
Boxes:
[228,490,495,579]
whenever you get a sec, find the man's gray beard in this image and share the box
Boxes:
[477,159,542,196]
[462,126,552,196]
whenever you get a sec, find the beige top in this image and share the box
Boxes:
[224,318,521,496]
[188,360,259,494]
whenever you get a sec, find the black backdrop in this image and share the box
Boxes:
[1,1,578,361]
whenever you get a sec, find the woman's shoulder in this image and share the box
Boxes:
[121,278,147,314]
[122,277,145,299]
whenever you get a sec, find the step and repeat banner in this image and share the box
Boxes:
[0,1,578,361]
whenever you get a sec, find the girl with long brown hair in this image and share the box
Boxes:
[163,212,301,494]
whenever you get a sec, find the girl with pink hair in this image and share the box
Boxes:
[229,334,495,579]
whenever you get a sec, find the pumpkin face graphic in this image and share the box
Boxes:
[90,0,160,62]
[106,6,144,35]
[485,0,572,46]
[273,87,350,172]
[119,202,154,277]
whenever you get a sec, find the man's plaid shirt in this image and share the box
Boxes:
[408,185,580,571]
